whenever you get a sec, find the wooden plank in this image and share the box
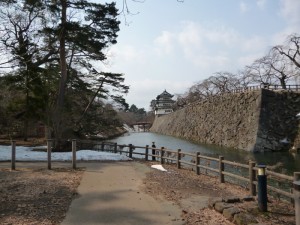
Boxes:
[222,171,249,182]
[267,185,293,199]
[266,170,293,181]
[180,160,196,166]
[223,160,249,169]
[198,165,219,173]
[183,152,195,157]
[199,155,219,161]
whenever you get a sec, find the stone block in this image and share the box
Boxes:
[224,196,241,203]
[233,212,258,225]
[242,196,255,202]
[214,202,231,213]
[207,197,223,209]
[223,207,240,221]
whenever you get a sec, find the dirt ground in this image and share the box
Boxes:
[0,166,83,225]
[142,162,296,225]
[0,161,296,225]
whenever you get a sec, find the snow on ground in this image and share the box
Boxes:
[151,164,167,172]
[0,145,131,161]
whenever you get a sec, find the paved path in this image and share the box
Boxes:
[61,161,183,225]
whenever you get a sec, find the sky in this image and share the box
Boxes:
[97,0,300,110]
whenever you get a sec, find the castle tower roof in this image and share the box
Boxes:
[156,90,174,99]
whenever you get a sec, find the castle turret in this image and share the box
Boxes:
[154,90,174,116]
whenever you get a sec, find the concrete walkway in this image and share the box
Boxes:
[61,161,182,225]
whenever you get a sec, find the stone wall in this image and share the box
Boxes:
[150,89,300,152]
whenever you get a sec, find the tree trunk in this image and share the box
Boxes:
[53,0,68,151]
[280,74,287,89]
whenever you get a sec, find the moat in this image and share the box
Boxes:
[108,132,300,175]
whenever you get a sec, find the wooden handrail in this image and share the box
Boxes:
[7,139,299,204]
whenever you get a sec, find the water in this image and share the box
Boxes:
[108,132,300,175]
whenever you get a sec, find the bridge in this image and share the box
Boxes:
[131,122,152,132]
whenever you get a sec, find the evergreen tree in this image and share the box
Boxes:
[0,0,126,149]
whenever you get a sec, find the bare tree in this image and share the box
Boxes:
[209,71,240,94]
[236,69,255,88]
[265,49,298,89]
[273,34,300,69]
[246,57,273,85]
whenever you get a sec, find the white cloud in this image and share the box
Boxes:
[256,0,267,10]
[154,31,174,55]
[125,79,193,109]
[152,20,268,73]
[241,36,267,52]
[240,2,249,13]
[279,0,300,25]
[178,21,203,56]
[190,54,230,70]
[272,0,300,45]
[204,26,239,46]
[107,44,145,65]
[238,53,264,67]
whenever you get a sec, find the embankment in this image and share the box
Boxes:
[150,89,300,152]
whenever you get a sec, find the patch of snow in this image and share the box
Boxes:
[280,137,290,144]
[296,112,300,118]
[151,164,167,172]
[0,145,131,161]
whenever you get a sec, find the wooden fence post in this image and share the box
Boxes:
[160,147,165,164]
[249,161,256,196]
[129,144,133,158]
[219,156,225,183]
[114,143,118,153]
[291,172,300,204]
[145,145,149,161]
[177,149,181,169]
[11,141,16,170]
[47,139,52,170]
[294,180,300,225]
[72,139,77,169]
[294,172,300,181]
[196,152,200,175]
[152,146,156,161]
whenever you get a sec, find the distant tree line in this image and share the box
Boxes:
[175,33,300,108]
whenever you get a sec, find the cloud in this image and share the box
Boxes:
[152,20,268,73]
[238,53,264,67]
[204,26,239,46]
[279,0,300,25]
[125,79,193,109]
[241,36,267,52]
[256,0,267,10]
[240,2,249,13]
[109,45,144,62]
[280,0,300,30]
[154,31,175,55]
[272,0,300,45]
[190,54,230,70]
[178,22,202,47]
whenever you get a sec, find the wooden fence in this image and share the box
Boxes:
[232,84,300,93]
[5,139,300,224]
[7,140,300,202]
[76,140,300,201]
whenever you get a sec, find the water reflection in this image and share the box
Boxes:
[108,132,300,175]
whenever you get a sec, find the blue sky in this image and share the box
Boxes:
[99,0,300,110]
